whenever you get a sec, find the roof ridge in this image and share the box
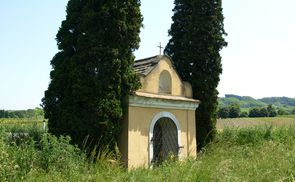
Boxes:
[133,55,162,76]
[135,55,158,62]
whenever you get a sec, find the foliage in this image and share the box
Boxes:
[0,107,44,119]
[42,0,142,149]
[165,0,227,149]
[278,108,289,115]
[218,107,229,119]
[248,108,259,118]
[267,104,277,117]
[248,106,276,118]
[218,104,241,118]
[228,104,241,118]
[218,103,279,119]
[259,107,268,117]
[239,111,248,118]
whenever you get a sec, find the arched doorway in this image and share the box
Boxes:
[149,112,181,165]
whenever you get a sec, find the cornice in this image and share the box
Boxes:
[129,95,199,110]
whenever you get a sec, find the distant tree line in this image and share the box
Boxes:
[0,107,44,119]
[218,104,295,119]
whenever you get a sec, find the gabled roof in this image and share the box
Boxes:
[133,55,161,76]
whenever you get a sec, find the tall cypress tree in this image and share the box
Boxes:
[165,0,227,149]
[42,0,142,149]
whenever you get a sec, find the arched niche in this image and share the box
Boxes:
[158,70,172,94]
[149,111,181,166]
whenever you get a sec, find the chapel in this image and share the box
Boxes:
[118,55,200,168]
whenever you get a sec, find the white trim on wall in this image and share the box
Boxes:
[129,95,199,110]
[149,111,182,166]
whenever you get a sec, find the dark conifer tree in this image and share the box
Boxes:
[165,0,227,148]
[42,0,142,149]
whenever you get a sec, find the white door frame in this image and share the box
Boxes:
[149,111,181,165]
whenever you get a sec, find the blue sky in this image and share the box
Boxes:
[0,0,295,109]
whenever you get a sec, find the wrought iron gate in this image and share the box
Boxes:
[151,117,179,165]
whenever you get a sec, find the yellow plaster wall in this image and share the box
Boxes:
[187,110,197,156]
[126,106,197,169]
[138,57,185,96]
[183,82,193,98]
[118,110,129,167]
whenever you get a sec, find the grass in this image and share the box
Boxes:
[217,116,295,130]
[1,118,295,181]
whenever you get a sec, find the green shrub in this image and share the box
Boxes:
[0,130,86,181]
[239,111,248,118]
[38,134,84,172]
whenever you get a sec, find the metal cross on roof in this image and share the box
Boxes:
[157,42,163,55]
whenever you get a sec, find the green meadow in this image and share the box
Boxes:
[1,117,295,181]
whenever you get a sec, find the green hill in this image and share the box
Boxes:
[258,97,295,107]
[219,94,295,112]
[218,94,266,108]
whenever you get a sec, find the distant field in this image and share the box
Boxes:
[280,114,295,119]
[0,118,44,124]
[217,115,295,130]
[0,118,46,133]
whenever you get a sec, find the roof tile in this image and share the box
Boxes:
[133,55,160,76]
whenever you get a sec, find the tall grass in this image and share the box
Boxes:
[124,126,295,182]
[1,125,295,181]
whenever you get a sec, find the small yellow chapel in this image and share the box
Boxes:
[118,55,200,168]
